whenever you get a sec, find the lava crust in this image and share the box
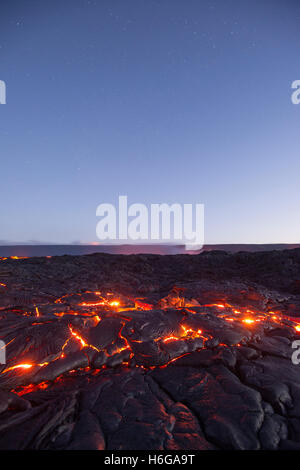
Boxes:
[0,249,300,450]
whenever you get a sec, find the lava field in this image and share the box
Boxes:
[1,249,300,450]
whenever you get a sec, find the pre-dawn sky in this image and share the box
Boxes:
[0,0,300,245]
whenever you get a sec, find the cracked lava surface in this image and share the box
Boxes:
[1,249,300,450]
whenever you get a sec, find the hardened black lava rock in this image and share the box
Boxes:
[0,249,300,450]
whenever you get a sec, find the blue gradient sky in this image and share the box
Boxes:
[0,0,300,244]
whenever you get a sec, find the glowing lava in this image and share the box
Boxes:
[2,288,300,399]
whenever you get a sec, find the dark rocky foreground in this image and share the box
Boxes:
[1,249,300,450]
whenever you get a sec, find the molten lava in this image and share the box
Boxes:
[1,286,300,400]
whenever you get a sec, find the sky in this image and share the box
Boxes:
[0,0,300,245]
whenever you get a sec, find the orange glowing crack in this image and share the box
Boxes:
[79,299,120,308]
[203,303,226,309]
[54,291,155,313]
[14,381,50,396]
[181,325,203,337]
[2,361,49,374]
[5,364,33,372]
[115,323,132,354]
[68,325,100,352]
[162,326,203,343]
[79,301,106,307]
[134,300,153,311]
[163,336,180,343]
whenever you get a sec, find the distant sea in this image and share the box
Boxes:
[0,244,300,258]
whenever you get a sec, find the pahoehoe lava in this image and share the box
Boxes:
[1,249,300,450]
